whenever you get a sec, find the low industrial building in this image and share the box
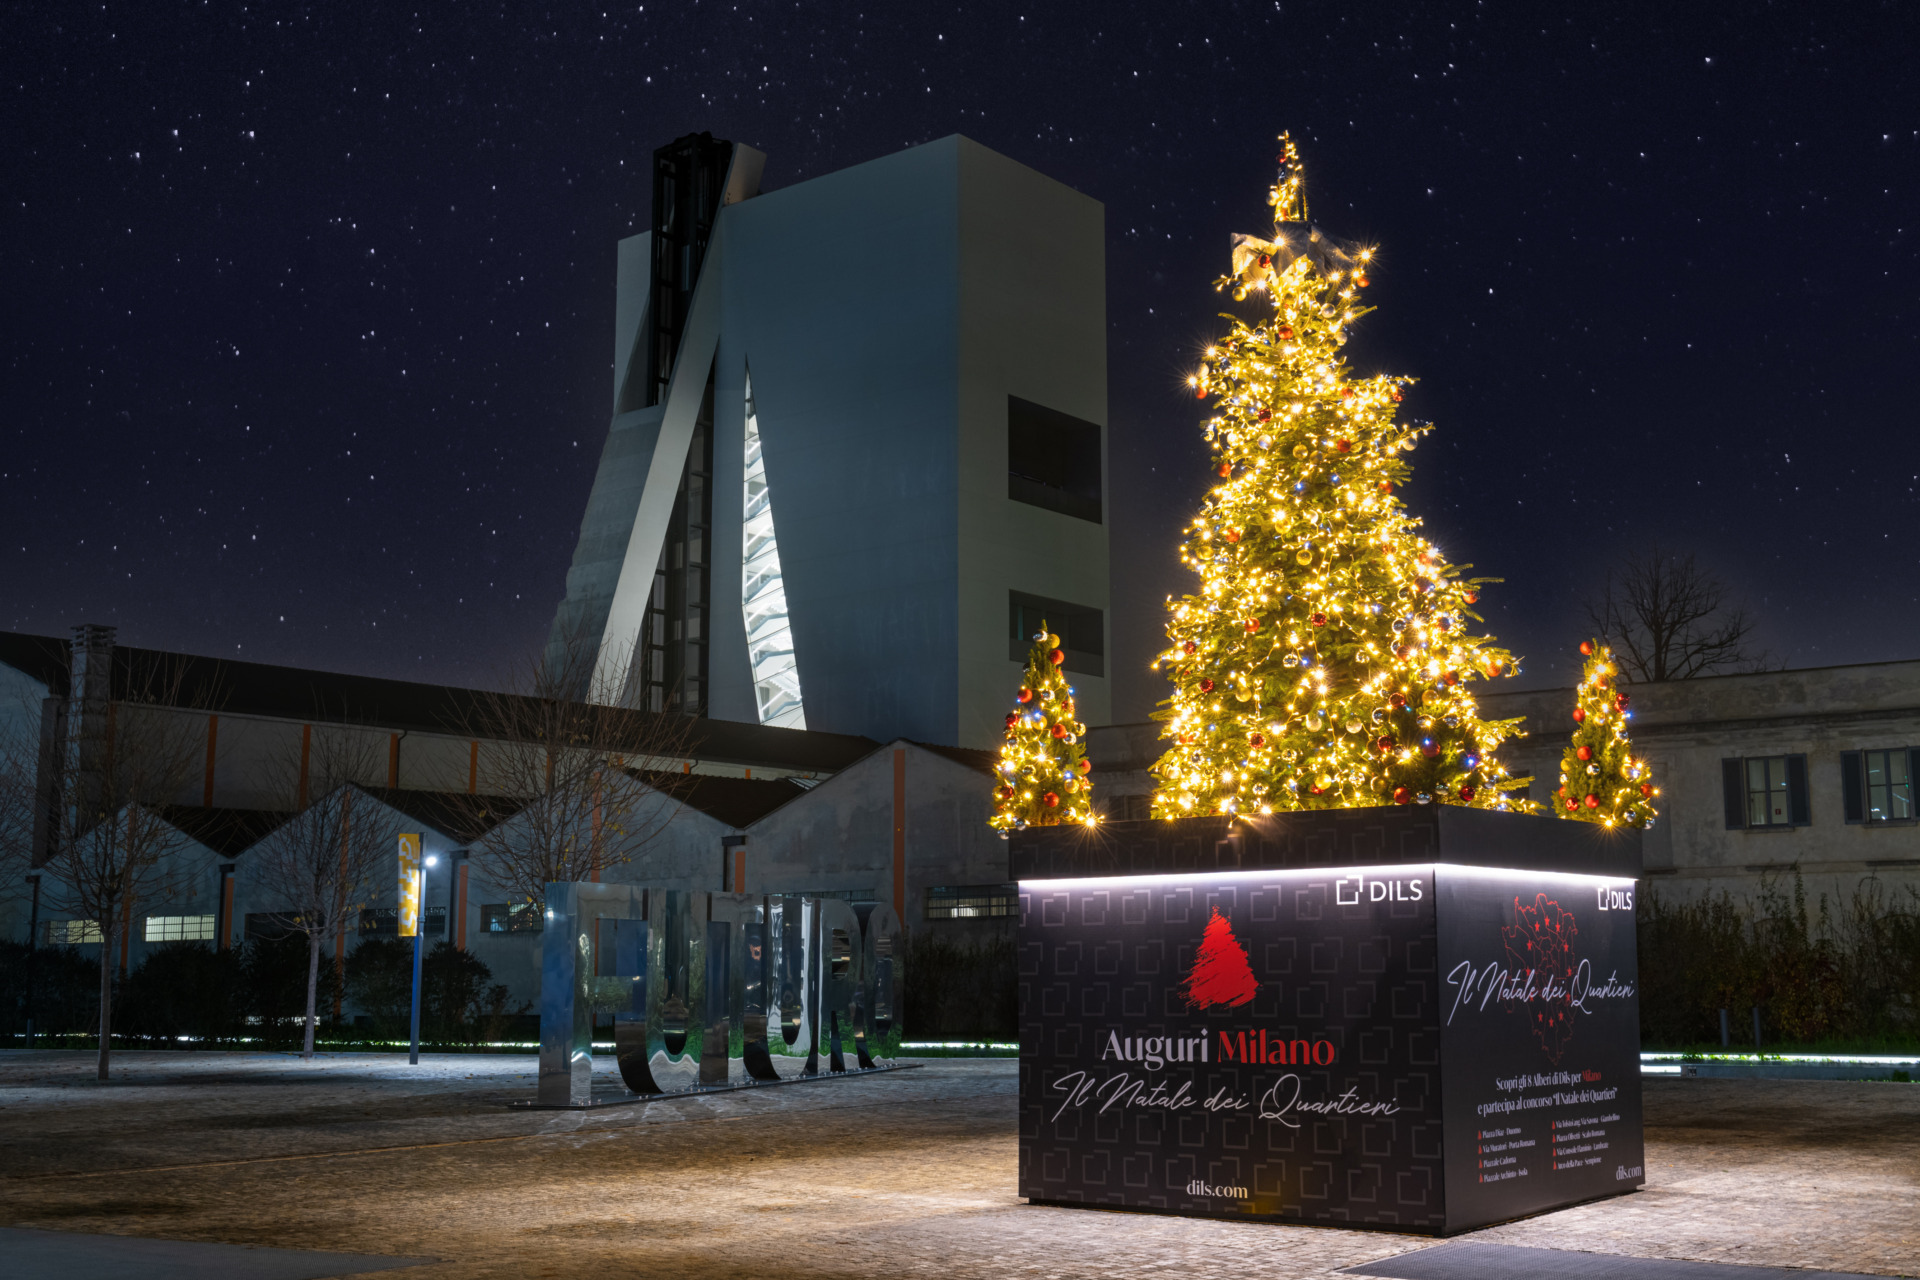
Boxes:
[0,627,1014,1019]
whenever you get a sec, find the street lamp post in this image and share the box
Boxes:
[409,853,439,1066]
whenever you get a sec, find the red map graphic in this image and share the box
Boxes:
[1503,893,1580,1063]
[1182,906,1258,1009]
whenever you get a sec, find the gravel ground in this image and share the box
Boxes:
[0,1051,1913,1279]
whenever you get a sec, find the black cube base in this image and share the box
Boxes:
[1012,807,1645,1235]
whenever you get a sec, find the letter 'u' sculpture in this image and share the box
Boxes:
[534,884,905,1107]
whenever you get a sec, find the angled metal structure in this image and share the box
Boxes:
[548,134,1111,750]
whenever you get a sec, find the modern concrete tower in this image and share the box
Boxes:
[548,133,1110,750]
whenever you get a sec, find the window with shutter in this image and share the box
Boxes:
[1840,751,1865,824]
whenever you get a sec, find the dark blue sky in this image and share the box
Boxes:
[7,1,1916,723]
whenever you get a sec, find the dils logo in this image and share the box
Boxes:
[1181,907,1258,1009]
[1186,1178,1249,1199]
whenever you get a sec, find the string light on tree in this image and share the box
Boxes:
[1149,132,1535,819]
[1556,639,1658,829]
[991,620,1095,837]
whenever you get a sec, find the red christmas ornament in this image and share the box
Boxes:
[1018,688,1033,703]
[1640,783,1652,797]
[1465,590,1478,603]
[1004,712,1018,728]
[1375,735,1396,753]
[1335,438,1352,452]
[1577,745,1593,761]
[1442,670,1458,686]
[1249,733,1266,748]
[1199,678,1215,692]
[1244,619,1260,634]
[1392,787,1411,806]
[999,785,1014,799]
[1459,785,1476,802]
[1277,324,1295,340]
[1309,783,1326,796]
[1584,793,1600,809]
[1354,272,1370,287]
[1311,613,1328,627]
[1579,640,1595,657]
[1043,791,1060,808]
[1049,648,1065,665]
[1258,253,1271,268]
[1258,409,1272,422]
[1195,385,1208,399]
[1379,481,1394,494]
[1390,693,1408,709]
[1487,662,1503,679]
[1224,528,1242,543]
[1077,759,1092,775]
[1390,390,1404,403]
[1183,640,1198,655]
[1572,707,1586,724]
[1339,388,1354,400]
[1050,723,1067,740]
[1565,798,1580,812]
[1217,461,1231,477]
[1616,693,1630,710]
[1420,739,1440,758]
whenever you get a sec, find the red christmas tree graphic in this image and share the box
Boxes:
[1502,893,1580,1063]
[1182,906,1258,1009]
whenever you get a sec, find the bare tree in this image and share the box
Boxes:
[460,632,694,906]
[245,727,397,1058]
[1584,547,1775,683]
[43,647,211,1080]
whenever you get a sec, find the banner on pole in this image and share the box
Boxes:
[397,833,422,937]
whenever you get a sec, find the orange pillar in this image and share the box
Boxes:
[202,714,219,808]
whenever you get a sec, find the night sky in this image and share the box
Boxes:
[8,2,1917,726]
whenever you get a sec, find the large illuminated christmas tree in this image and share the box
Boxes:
[1556,639,1658,827]
[1149,134,1533,818]
[991,621,1094,836]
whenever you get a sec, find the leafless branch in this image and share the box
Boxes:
[458,628,697,907]
[245,727,398,1057]
[41,650,214,1078]
[1584,546,1775,682]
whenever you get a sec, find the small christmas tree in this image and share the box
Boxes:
[1182,906,1258,1009]
[1556,640,1658,827]
[1149,133,1532,817]
[990,620,1093,837]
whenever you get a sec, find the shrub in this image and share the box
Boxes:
[901,932,1016,1042]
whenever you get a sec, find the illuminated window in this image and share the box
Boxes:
[741,370,806,729]
[1720,755,1808,829]
[359,906,447,936]
[481,903,545,934]
[925,884,1019,920]
[1841,748,1916,824]
[144,915,216,942]
[43,919,103,945]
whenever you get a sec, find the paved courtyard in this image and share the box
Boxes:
[0,1051,1913,1279]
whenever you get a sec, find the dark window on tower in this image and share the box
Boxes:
[1720,755,1810,829]
[1007,396,1103,523]
[1009,591,1104,676]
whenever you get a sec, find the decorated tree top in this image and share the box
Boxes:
[1556,640,1658,828]
[1150,133,1533,819]
[991,622,1094,836]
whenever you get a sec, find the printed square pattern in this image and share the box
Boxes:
[1018,868,1447,1231]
